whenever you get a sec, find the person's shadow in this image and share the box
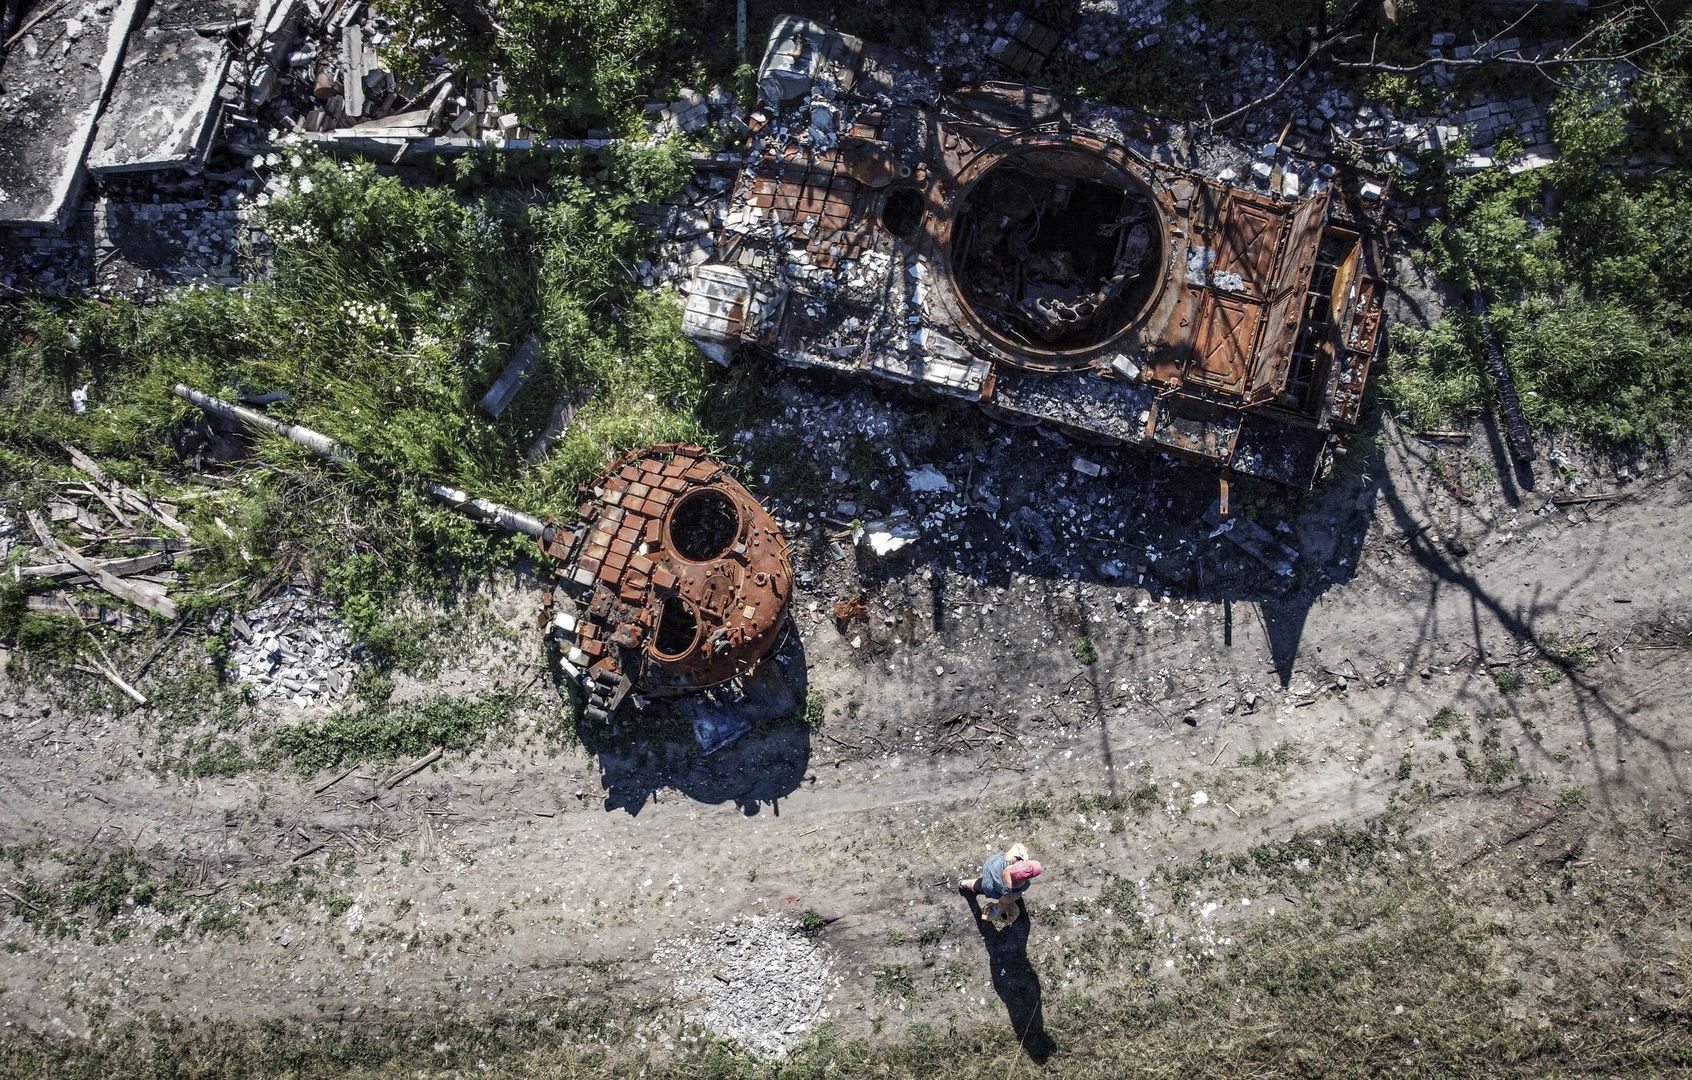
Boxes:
[964,895,1056,1063]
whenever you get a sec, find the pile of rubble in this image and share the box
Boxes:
[651,915,832,1057]
[646,85,735,138]
[228,586,359,704]
[635,173,736,288]
[0,0,1638,305]
[281,19,530,150]
[911,7,1586,198]
[722,378,1344,599]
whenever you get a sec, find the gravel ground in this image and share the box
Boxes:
[652,914,834,1056]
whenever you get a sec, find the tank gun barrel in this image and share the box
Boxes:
[174,383,548,539]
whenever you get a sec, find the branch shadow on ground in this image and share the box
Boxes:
[570,627,813,816]
[962,894,1055,1064]
[1368,423,1690,807]
[747,369,1389,702]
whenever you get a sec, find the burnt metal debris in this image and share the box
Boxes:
[538,444,794,723]
[174,387,794,726]
[683,16,1394,489]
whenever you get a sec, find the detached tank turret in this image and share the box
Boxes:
[175,386,794,724]
[536,443,794,722]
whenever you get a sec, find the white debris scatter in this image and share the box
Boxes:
[229,587,361,705]
[1190,790,1209,808]
[652,915,831,1056]
[854,518,919,556]
[905,464,953,493]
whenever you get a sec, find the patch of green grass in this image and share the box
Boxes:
[1380,317,1487,431]
[796,909,827,934]
[1386,43,1692,444]
[3,142,706,653]
[1123,783,1162,816]
[1214,822,1411,896]
[1492,666,1525,696]
[1428,706,1464,738]
[272,691,516,773]
[0,579,87,661]
[799,692,825,731]
[178,736,274,779]
[194,904,243,936]
[1555,788,1590,810]
[2,847,184,940]
[1071,636,1098,666]
[1457,723,1520,791]
[872,965,915,1001]
[1006,797,1055,825]
[1538,630,1598,671]
[1237,741,1296,768]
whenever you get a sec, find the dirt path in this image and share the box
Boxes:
[2,421,1689,1051]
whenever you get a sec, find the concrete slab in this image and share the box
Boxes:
[87,0,245,173]
[0,0,144,227]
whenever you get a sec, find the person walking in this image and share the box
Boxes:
[960,844,1043,924]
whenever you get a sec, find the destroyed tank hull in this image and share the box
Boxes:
[682,16,1393,489]
[175,387,793,725]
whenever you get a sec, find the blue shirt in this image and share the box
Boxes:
[981,851,1026,899]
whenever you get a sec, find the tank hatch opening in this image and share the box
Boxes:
[951,147,1160,351]
[881,185,926,238]
[669,489,742,563]
[654,599,701,658]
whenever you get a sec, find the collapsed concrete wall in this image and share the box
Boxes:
[0,0,144,227]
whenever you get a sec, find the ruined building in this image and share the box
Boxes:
[684,16,1392,489]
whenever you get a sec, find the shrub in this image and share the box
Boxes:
[1380,318,1485,431]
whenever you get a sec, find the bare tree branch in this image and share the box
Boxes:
[1207,0,1374,129]
[1208,2,1688,131]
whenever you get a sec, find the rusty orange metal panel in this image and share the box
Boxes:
[1247,189,1331,401]
[1187,291,1261,394]
[1213,192,1286,297]
[541,443,795,721]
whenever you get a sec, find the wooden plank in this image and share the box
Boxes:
[128,537,192,552]
[26,511,177,619]
[62,444,107,482]
[63,443,191,535]
[72,658,147,704]
[83,482,135,526]
[382,747,443,789]
[25,595,100,616]
[15,552,172,580]
[119,490,191,536]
